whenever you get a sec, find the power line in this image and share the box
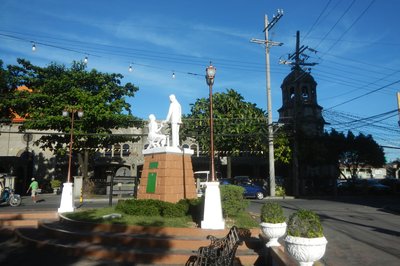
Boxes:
[321,0,376,56]
[326,79,400,109]
[302,0,333,42]
[314,0,357,50]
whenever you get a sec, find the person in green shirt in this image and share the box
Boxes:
[27,177,39,203]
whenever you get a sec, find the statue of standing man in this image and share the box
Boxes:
[164,94,182,147]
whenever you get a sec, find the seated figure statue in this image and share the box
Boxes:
[147,114,167,149]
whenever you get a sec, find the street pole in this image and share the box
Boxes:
[209,82,215,181]
[251,10,283,197]
[201,63,224,230]
[59,108,83,213]
[265,14,276,197]
[66,111,75,183]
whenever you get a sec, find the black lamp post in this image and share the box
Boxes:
[201,63,224,229]
[206,63,216,182]
[62,109,83,183]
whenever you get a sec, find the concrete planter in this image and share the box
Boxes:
[284,235,327,266]
[260,222,287,247]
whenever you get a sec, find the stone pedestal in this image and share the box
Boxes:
[58,182,75,213]
[201,182,225,229]
[73,176,83,199]
[138,147,197,203]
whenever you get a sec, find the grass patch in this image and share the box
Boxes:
[66,208,195,227]
[225,212,259,228]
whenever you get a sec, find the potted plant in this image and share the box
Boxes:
[284,209,328,266]
[50,179,62,194]
[260,202,287,247]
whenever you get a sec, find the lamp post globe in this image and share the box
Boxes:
[206,64,216,86]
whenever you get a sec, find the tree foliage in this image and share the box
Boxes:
[325,129,386,178]
[0,58,142,154]
[182,89,290,163]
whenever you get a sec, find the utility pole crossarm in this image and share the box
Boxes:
[250,38,283,47]
[281,31,318,70]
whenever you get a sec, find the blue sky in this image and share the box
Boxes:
[1,0,400,161]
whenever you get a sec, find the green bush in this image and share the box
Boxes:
[178,198,203,223]
[260,202,286,223]
[161,201,186,217]
[220,185,249,218]
[275,185,286,197]
[116,199,160,216]
[50,179,62,189]
[115,198,201,218]
[287,209,323,238]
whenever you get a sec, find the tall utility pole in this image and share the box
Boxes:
[280,31,318,196]
[251,10,283,197]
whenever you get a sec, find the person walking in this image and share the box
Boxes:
[27,177,39,203]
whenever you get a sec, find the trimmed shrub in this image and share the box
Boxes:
[287,209,323,238]
[275,185,286,197]
[220,185,249,218]
[115,198,202,218]
[116,199,160,216]
[162,202,186,218]
[260,202,286,223]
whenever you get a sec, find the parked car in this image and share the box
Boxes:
[220,178,266,200]
[232,175,252,185]
[379,178,400,193]
[353,179,390,194]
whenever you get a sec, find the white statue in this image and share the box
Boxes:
[164,94,182,147]
[147,114,167,149]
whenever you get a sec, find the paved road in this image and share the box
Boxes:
[0,193,122,212]
[249,195,400,266]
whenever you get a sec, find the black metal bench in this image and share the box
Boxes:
[190,226,243,266]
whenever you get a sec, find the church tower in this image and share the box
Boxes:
[278,31,325,135]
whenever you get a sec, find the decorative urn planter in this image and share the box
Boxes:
[284,235,328,266]
[260,222,287,247]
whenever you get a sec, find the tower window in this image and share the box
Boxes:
[114,144,121,158]
[301,86,309,100]
[122,144,130,157]
[290,87,295,99]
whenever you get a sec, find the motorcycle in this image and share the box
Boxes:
[0,187,22,207]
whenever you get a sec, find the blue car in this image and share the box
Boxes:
[220,178,266,200]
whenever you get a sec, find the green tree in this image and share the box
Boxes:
[1,58,141,179]
[339,131,386,179]
[182,89,291,165]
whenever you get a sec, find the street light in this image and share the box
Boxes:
[58,108,83,213]
[201,63,224,230]
[205,63,216,181]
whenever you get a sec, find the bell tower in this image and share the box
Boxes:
[278,31,325,135]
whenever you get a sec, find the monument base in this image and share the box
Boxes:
[58,182,75,213]
[138,147,197,203]
[201,182,225,229]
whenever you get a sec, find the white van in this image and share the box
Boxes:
[193,171,222,196]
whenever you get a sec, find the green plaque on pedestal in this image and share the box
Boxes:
[149,162,159,169]
[146,172,157,193]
